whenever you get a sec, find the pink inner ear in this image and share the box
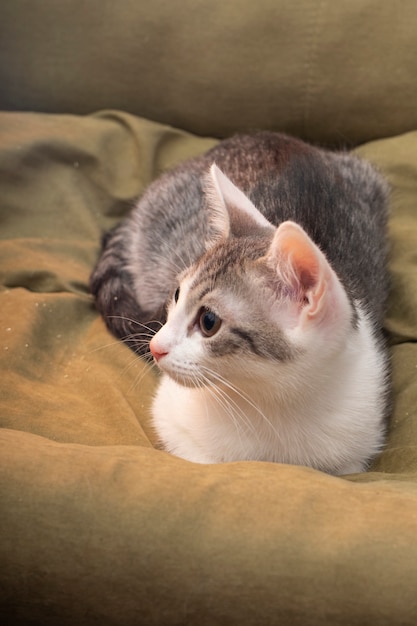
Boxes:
[270,221,331,322]
[274,222,321,291]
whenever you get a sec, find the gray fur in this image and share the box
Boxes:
[90,132,389,356]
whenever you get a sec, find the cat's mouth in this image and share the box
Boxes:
[157,359,204,389]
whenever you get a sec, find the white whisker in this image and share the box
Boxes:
[197,369,260,445]
[107,315,163,333]
[200,365,281,441]
[127,355,158,394]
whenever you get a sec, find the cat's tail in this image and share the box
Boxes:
[89,229,165,359]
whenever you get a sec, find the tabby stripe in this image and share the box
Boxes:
[230,327,262,356]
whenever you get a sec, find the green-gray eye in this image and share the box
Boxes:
[199,308,222,337]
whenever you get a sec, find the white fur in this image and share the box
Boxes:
[151,299,387,475]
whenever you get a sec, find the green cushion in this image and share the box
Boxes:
[1,111,417,624]
[1,0,417,144]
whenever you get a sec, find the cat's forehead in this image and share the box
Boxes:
[179,237,270,313]
[191,236,270,284]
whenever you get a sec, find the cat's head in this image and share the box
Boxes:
[149,164,353,390]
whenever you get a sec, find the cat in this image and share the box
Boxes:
[90,132,390,475]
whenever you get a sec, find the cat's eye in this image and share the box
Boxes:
[174,287,180,303]
[198,308,222,337]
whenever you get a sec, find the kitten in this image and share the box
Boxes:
[90,132,390,475]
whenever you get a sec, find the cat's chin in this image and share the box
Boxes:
[157,365,203,389]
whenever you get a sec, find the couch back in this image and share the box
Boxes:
[1,0,417,145]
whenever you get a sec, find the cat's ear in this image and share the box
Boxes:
[204,163,272,246]
[266,221,348,327]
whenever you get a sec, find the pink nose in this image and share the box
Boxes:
[149,338,168,362]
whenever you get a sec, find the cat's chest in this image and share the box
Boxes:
[152,375,310,464]
[152,376,266,462]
